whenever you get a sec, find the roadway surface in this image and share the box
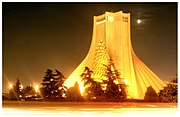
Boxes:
[2,101,178,117]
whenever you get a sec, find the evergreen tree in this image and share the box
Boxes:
[41,69,53,99]
[41,69,67,100]
[81,67,94,86]
[159,76,178,103]
[81,67,94,98]
[103,62,127,101]
[24,85,36,97]
[144,86,159,102]
[80,64,127,101]
[9,78,23,100]
[67,82,82,101]
[81,67,103,100]
[54,70,67,98]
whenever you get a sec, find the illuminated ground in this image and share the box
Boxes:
[2,101,178,117]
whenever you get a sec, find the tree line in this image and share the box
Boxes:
[7,66,177,102]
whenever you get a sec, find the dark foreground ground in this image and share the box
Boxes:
[2,101,178,117]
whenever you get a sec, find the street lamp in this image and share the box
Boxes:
[35,85,39,93]
[8,83,13,100]
[9,83,13,89]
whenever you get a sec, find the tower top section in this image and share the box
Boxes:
[94,11,130,25]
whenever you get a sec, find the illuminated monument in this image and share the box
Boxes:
[65,11,165,99]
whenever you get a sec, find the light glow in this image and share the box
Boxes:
[34,85,39,93]
[2,107,178,116]
[21,85,23,89]
[124,79,128,85]
[137,19,141,24]
[79,83,85,94]
[9,83,13,89]
[64,82,84,94]
[96,20,106,25]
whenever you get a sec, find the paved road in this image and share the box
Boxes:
[2,101,178,117]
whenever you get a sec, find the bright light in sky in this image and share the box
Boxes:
[137,19,141,24]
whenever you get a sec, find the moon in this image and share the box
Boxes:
[137,19,141,24]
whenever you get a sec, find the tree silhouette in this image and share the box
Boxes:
[24,85,36,97]
[159,76,178,103]
[41,69,53,99]
[41,69,67,100]
[81,67,93,86]
[144,86,159,102]
[54,69,67,99]
[81,67,94,98]
[9,78,23,100]
[102,61,127,101]
[81,66,103,100]
[67,82,82,102]
[80,64,127,102]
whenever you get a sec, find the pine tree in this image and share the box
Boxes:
[81,66,103,100]
[81,67,94,97]
[54,69,67,99]
[159,76,178,103]
[41,69,67,100]
[9,78,23,100]
[41,69,53,99]
[67,82,82,102]
[81,67,94,85]
[24,85,36,97]
[103,61,127,101]
[144,86,159,102]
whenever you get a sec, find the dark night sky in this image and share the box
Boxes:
[3,3,177,93]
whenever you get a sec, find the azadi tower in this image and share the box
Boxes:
[65,11,165,99]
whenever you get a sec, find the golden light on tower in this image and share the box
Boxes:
[124,79,129,85]
[79,85,85,94]
[65,11,166,99]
